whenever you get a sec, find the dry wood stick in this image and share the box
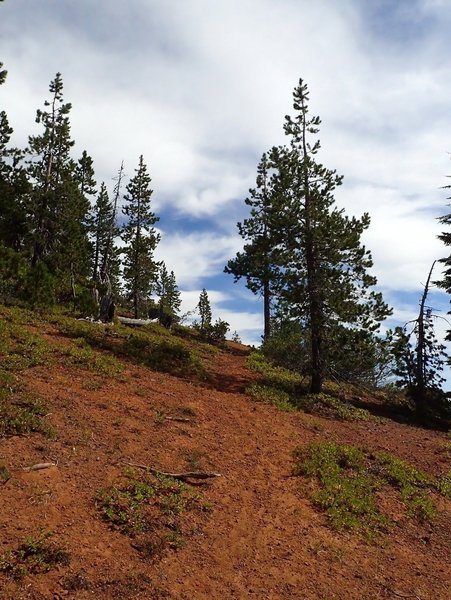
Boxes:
[124,462,221,482]
[22,462,57,472]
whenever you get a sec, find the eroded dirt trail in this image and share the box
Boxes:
[1,344,450,599]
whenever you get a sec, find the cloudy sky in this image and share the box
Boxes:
[1,0,451,366]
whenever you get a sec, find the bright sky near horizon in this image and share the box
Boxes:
[1,0,451,376]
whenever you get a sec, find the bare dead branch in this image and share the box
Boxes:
[22,462,57,472]
[124,462,221,482]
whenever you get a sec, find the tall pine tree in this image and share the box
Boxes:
[225,150,286,340]
[0,61,29,253]
[121,155,160,318]
[227,79,391,393]
[0,61,30,299]
[278,80,390,392]
[155,262,181,319]
[26,73,91,300]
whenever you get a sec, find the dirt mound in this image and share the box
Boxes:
[0,324,450,599]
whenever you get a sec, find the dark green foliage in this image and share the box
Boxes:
[122,156,160,318]
[437,171,451,310]
[246,351,370,420]
[193,289,229,342]
[197,288,212,332]
[261,318,311,374]
[90,182,120,285]
[208,318,230,342]
[227,79,390,393]
[225,151,285,340]
[276,80,391,393]
[0,62,30,253]
[154,263,181,321]
[392,264,448,424]
[76,150,96,200]
[26,73,91,295]
[0,245,28,301]
[22,261,56,307]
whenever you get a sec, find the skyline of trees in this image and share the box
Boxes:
[0,63,450,404]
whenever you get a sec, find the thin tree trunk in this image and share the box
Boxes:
[263,280,271,341]
[299,91,323,394]
[415,260,436,415]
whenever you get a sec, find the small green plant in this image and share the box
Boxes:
[0,463,10,482]
[436,472,451,499]
[95,469,206,557]
[61,338,123,375]
[154,410,166,424]
[246,352,303,393]
[293,443,447,537]
[0,531,69,580]
[185,448,205,470]
[0,389,49,437]
[246,383,297,412]
[301,393,371,422]
[374,452,436,520]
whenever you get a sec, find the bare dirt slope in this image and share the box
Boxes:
[1,330,450,600]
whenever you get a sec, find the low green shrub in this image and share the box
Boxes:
[60,337,123,375]
[96,469,206,558]
[246,383,297,412]
[293,442,446,536]
[0,389,49,437]
[0,531,69,580]
[122,334,203,378]
[246,352,303,393]
[301,393,371,422]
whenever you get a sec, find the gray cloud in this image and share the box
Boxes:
[1,0,451,347]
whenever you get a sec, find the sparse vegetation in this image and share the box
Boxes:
[52,313,206,379]
[95,468,206,558]
[247,351,303,393]
[0,531,69,580]
[293,442,447,536]
[0,385,49,437]
[246,382,297,412]
[246,352,371,420]
[61,336,123,375]
[293,442,388,535]
[0,463,10,482]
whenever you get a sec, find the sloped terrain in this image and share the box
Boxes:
[0,308,450,600]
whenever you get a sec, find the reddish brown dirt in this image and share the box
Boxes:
[1,339,450,600]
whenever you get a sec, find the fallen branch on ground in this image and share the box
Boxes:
[124,462,221,482]
[165,416,192,423]
[118,316,158,327]
[22,462,57,472]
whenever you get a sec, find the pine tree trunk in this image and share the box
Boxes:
[263,280,271,341]
[309,313,323,393]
